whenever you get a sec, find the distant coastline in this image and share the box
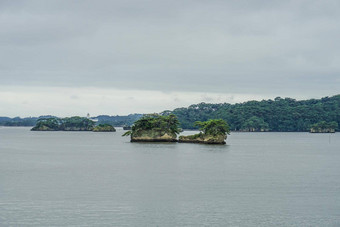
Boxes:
[1,94,339,132]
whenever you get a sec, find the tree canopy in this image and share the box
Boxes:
[195,119,230,136]
[310,121,338,131]
[93,124,116,132]
[169,94,340,131]
[123,114,180,136]
[241,116,269,132]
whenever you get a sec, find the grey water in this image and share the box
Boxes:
[0,127,339,226]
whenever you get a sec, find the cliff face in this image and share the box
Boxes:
[131,129,177,142]
[63,127,94,131]
[31,125,57,131]
[179,133,226,144]
[240,128,269,132]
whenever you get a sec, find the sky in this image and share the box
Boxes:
[0,0,339,117]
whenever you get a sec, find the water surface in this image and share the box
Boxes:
[0,127,339,226]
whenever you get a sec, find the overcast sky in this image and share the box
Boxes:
[1,0,339,117]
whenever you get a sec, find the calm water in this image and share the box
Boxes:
[0,127,339,226]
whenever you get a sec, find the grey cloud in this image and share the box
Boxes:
[0,0,339,98]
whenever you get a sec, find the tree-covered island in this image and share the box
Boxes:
[179,119,230,144]
[31,117,115,132]
[123,114,180,142]
[93,124,116,132]
[31,117,95,131]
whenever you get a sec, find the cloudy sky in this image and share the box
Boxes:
[0,0,339,117]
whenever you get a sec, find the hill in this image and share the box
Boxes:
[167,95,340,131]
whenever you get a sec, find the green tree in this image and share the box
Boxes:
[194,119,230,136]
[123,114,180,136]
[169,94,340,132]
[31,118,61,130]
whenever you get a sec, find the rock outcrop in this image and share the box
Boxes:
[179,133,226,144]
[93,124,116,132]
[130,129,177,142]
[310,121,337,133]
[31,125,57,131]
[310,128,335,133]
[178,119,229,145]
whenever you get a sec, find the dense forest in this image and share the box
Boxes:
[167,95,340,131]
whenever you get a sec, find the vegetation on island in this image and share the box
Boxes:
[168,95,340,132]
[179,119,230,144]
[123,114,180,142]
[93,124,116,132]
[31,117,95,131]
[310,121,338,133]
[31,118,62,131]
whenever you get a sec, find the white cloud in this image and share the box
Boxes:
[0,86,272,117]
[0,0,339,116]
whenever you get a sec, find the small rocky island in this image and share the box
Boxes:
[179,119,230,144]
[123,125,132,130]
[93,124,116,132]
[122,114,180,142]
[310,121,338,133]
[31,117,115,132]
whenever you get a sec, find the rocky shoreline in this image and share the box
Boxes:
[179,133,226,144]
[130,130,178,142]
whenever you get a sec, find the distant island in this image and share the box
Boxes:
[31,117,115,132]
[122,114,180,142]
[93,124,116,132]
[1,94,339,132]
[1,114,142,128]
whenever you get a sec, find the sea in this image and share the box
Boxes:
[0,127,339,226]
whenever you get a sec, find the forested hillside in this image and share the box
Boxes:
[95,114,143,126]
[168,95,340,131]
[2,95,339,132]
